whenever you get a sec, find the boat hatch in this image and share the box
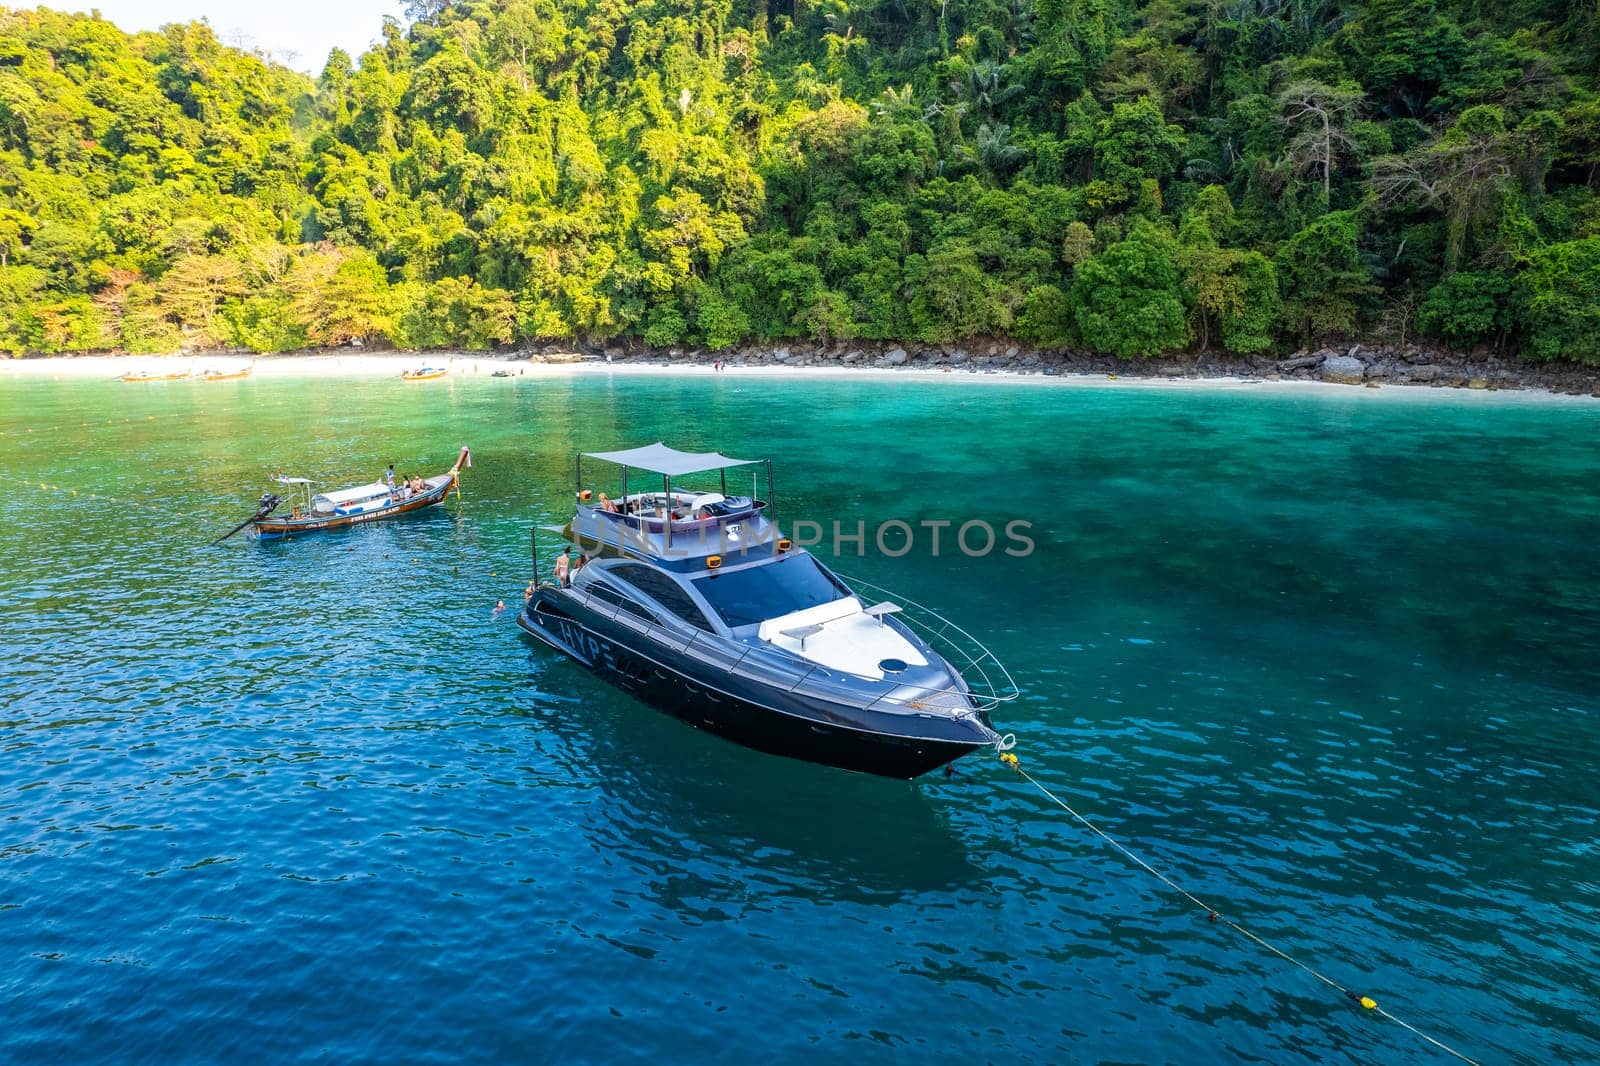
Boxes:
[757,597,929,680]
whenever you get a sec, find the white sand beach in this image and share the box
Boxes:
[1,351,1593,402]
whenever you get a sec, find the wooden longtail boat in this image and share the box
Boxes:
[202,367,252,381]
[401,365,448,381]
[243,446,471,541]
[122,368,191,382]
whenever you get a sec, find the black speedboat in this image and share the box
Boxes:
[517,444,1016,778]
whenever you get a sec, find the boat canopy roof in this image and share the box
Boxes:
[583,442,759,477]
[314,482,390,507]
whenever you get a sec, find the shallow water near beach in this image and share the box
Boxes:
[2,372,1597,1064]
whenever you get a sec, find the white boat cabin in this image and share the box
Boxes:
[313,482,393,515]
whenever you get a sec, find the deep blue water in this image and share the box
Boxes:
[2,372,1597,1064]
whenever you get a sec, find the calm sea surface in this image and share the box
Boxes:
[2,371,1597,1064]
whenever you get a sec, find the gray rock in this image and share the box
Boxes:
[842,349,861,363]
[1408,364,1438,382]
[1347,344,1364,359]
[885,347,909,365]
[1004,346,1020,359]
[1278,354,1325,371]
[1321,355,1365,384]
[1157,365,1186,377]
[773,346,791,363]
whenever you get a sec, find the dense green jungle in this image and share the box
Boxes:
[0,0,1597,361]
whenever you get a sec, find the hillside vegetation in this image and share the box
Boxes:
[0,1,1597,360]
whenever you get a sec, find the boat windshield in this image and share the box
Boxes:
[693,554,850,628]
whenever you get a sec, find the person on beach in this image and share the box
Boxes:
[553,548,570,587]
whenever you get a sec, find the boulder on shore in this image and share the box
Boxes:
[1321,354,1365,384]
[885,347,909,365]
[1278,353,1324,371]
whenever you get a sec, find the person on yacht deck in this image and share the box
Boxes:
[553,548,571,587]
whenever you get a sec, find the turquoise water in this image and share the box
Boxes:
[2,372,1597,1064]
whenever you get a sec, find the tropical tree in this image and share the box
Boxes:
[1071,225,1188,358]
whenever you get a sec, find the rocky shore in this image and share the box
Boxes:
[548,339,1600,396]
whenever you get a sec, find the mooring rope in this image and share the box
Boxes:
[997,751,1480,1065]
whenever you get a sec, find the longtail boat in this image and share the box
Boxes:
[215,446,472,543]
[202,366,252,381]
[122,368,191,382]
[401,365,448,381]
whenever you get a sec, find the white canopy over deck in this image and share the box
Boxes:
[582,443,759,477]
[575,444,774,548]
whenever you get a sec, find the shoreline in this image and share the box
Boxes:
[3,348,1597,401]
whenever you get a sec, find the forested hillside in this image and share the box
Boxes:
[0,1,1597,360]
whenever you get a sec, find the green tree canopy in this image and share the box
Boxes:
[0,0,1595,361]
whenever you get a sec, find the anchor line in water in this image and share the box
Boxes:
[998,753,1480,1065]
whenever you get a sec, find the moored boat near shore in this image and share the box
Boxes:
[401,365,448,381]
[121,368,190,382]
[217,446,471,541]
[202,366,252,381]
[518,443,1016,778]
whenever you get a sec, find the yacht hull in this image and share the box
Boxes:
[518,598,990,779]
